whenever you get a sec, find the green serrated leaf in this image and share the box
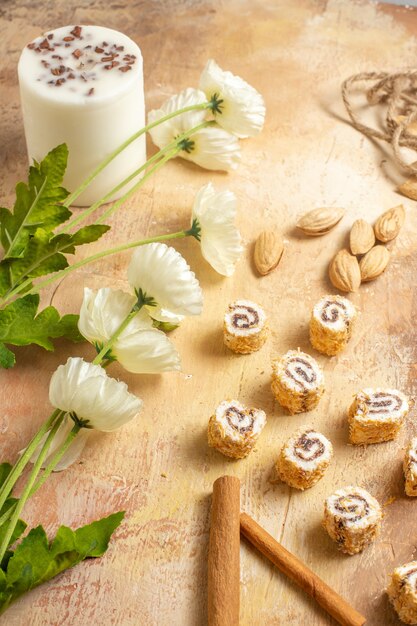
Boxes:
[0,466,12,491]
[0,344,15,369]
[0,295,84,367]
[0,145,71,259]
[0,224,110,296]
[0,511,125,614]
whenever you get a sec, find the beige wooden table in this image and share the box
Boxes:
[1,1,417,624]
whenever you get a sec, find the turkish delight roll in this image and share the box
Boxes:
[271,350,324,414]
[208,399,266,459]
[277,426,333,490]
[223,300,268,354]
[323,486,382,554]
[348,388,409,445]
[388,561,417,625]
[309,295,357,356]
[404,438,417,497]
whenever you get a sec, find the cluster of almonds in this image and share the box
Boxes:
[296,205,405,293]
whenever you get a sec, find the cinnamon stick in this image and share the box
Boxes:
[208,476,240,626]
[240,513,366,626]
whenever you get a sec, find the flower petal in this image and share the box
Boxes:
[127,243,203,317]
[182,126,241,171]
[49,357,143,432]
[115,328,181,373]
[200,59,266,137]
[148,88,207,149]
[192,183,244,276]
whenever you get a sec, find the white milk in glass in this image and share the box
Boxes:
[18,25,146,206]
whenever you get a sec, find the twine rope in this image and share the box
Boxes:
[341,70,417,174]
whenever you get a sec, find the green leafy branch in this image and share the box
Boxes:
[0,462,124,615]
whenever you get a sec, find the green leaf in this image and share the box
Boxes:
[0,465,12,490]
[0,144,71,259]
[0,344,15,369]
[0,512,125,614]
[0,224,110,298]
[0,294,84,368]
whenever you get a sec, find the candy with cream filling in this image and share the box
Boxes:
[207,399,266,459]
[348,388,409,445]
[322,486,382,554]
[223,300,268,354]
[309,295,357,356]
[271,350,324,414]
[277,426,333,490]
[388,561,417,625]
[404,438,417,497]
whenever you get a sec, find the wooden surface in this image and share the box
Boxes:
[0,1,417,624]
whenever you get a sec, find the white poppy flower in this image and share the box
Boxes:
[192,183,244,276]
[78,288,181,373]
[148,87,241,171]
[49,357,142,432]
[127,243,203,322]
[29,415,91,471]
[200,59,266,138]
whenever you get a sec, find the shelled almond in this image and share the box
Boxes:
[350,219,375,255]
[374,205,405,243]
[359,246,390,282]
[296,207,345,236]
[329,249,361,292]
[254,230,284,275]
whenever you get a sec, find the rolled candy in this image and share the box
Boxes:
[277,426,333,490]
[404,438,417,497]
[271,350,324,414]
[388,561,417,625]
[310,295,357,356]
[348,388,409,445]
[208,399,266,459]
[223,300,268,354]
[323,486,382,555]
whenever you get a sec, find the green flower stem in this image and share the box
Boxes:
[62,119,213,233]
[27,423,81,499]
[92,309,138,365]
[0,505,13,530]
[63,102,210,208]
[0,414,65,562]
[0,409,62,514]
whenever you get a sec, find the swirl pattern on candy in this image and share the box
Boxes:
[388,561,417,625]
[348,388,409,445]
[223,300,268,354]
[277,426,333,490]
[404,438,417,497]
[322,486,382,554]
[309,295,357,356]
[271,350,324,414]
[207,399,266,459]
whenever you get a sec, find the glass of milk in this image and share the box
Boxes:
[18,25,146,206]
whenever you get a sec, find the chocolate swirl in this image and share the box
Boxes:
[284,356,318,391]
[293,430,326,461]
[320,299,348,324]
[408,442,417,466]
[401,567,417,591]
[364,391,403,415]
[229,304,259,330]
[333,494,370,523]
[225,406,255,434]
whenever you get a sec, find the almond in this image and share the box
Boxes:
[329,249,361,293]
[296,207,345,236]
[350,219,375,255]
[398,177,417,201]
[374,205,405,243]
[359,245,390,282]
[254,230,284,275]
